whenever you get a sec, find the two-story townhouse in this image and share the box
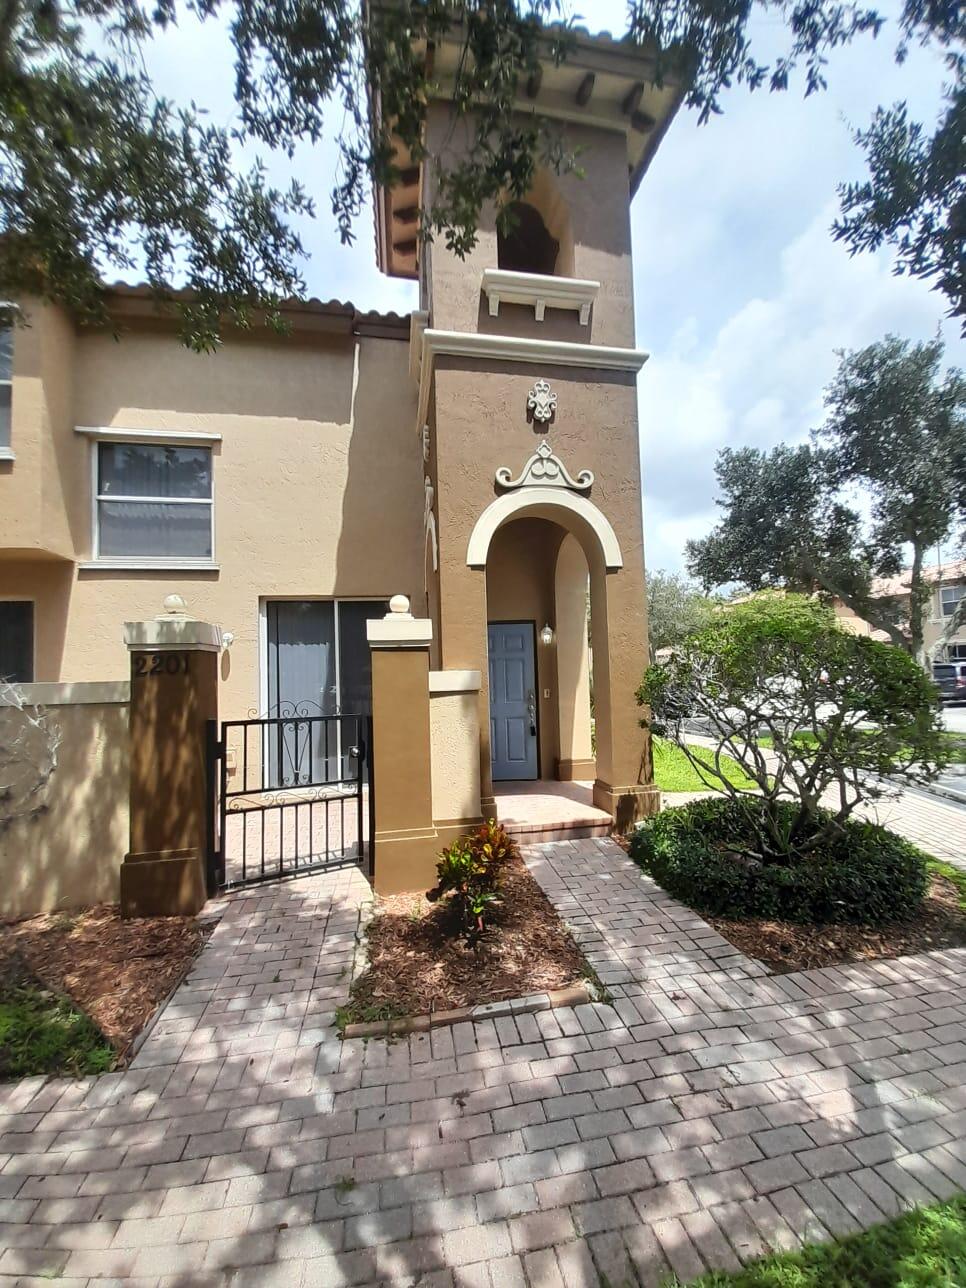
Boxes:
[0,20,685,853]
[0,293,422,723]
[833,560,966,658]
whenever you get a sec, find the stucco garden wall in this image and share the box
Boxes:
[0,683,129,920]
[429,673,482,843]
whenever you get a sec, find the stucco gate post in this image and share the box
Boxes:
[119,596,221,918]
[367,595,439,895]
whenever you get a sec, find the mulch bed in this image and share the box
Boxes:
[0,905,209,1057]
[346,851,588,1019]
[707,870,966,974]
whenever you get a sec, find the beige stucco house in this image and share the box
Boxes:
[833,560,966,659]
[0,25,685,896]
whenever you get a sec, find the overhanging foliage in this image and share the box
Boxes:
[0,1,961,349]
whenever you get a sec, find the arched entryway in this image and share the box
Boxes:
[467,487,655,831]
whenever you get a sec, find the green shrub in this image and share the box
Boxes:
[628,796,927,925]
[427,819,516,941]
[638,593,945,864]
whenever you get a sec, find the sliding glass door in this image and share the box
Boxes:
[265,599,386,786]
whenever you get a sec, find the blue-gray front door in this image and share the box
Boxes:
[488,622,538,781]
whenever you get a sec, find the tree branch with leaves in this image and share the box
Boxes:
[0,680,61,831]
[0,0,961,349]
[688,334,966,665]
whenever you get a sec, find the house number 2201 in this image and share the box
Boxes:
[133,652,190,677]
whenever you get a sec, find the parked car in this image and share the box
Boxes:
[933,661,966,703]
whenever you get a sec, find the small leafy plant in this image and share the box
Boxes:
[426,819,516,943]
[470,818,515,870]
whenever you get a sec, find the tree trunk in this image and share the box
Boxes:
[909,542,928,670]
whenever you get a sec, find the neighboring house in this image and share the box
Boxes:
[833,560,966,659]
[0,23,684,830]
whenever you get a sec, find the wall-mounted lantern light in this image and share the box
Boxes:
[540,623,554,646]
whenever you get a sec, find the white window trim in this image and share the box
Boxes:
[940,585,966,617]
[86,436,217,569]
[75,424,222,445]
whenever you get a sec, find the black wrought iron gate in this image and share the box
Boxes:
[205,710,374,891]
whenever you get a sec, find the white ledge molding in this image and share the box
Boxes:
[0,680,130,707]
[125,618,223,652]
[367,617,433,649]
[75,425,223,444]
[429,670,482,694]
[415,328,649,431]
[481,269,600,325]
[79,560,219,572]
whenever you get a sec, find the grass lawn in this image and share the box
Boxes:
[652,737,758,793]
[0,982,115,1080]
[757,729,966,765]
[927,857,966,907]
[677,1194,966,1286]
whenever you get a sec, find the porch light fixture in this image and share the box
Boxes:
[540,623,554,646]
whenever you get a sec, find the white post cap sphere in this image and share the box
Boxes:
[162,593,188,616]
[389,594,411,616]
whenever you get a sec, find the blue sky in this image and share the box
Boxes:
[136,1,962,575]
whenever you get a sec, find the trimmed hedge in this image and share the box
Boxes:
[628,796,928,926]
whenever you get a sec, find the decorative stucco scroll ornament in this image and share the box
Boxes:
[526,378,557,423]
[495,439,594,492]
[424,475,439,572]
[421,424,430,463]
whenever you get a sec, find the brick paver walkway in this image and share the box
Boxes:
[4,837,966,1286]
[862,787,966,869]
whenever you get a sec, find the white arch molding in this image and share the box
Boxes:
[466,488,623,571]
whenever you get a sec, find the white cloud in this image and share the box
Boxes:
[641,206,961,574]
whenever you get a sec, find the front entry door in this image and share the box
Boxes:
[488,622,538,781]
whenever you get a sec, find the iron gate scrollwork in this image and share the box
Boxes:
[205,707,374,891]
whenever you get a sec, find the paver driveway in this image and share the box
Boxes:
[4,838,966,1286]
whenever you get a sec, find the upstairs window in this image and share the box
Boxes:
[0,602,33,683]
[498,202,560,276]
[941,585,966,617]
[95,442,213,562]
[0,326,12,456]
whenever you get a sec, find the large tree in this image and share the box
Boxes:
[0,0,962,350]
[646,569,716,660]
[687,334,966,662]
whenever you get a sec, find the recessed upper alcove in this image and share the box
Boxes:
[371,22,686,281]
[498,202,559,276]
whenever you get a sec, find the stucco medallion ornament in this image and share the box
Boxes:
[495,440,594,492]
[527,378,558,423]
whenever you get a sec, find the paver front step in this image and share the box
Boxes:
[502,817,612,843]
